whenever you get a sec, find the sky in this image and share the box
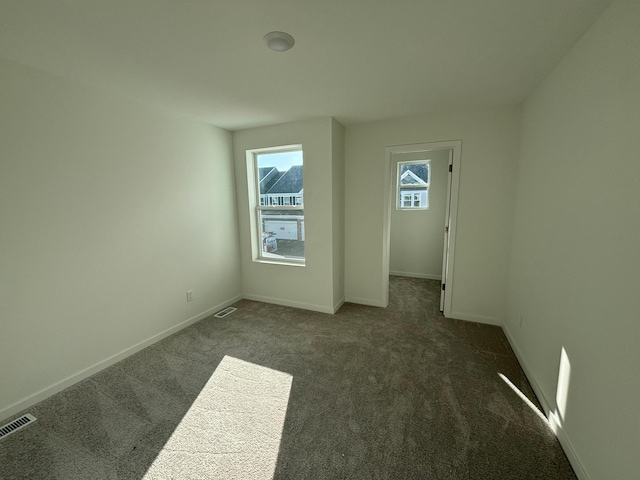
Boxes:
[257,150,303,171]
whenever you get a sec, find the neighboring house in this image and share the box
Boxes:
[399,163,429,208]
[258,167,283,201]
[259,165,305,241]
[260,165,303,206]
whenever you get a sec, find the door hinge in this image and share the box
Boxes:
[449,164,453,172]
[445,225,449,233]
[441,283,445,291]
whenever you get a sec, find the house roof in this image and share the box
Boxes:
[258,167,285,194]
[259,167,276,182]
[0,1,613,130]
[264,165,303,195]
[400,164,429,185]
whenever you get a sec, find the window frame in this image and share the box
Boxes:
[247,144,305,266]
[396,160,430,210]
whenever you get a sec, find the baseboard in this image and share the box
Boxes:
[344,296,385,307]
[333,298,345,313]
[0,295,242,423]
[553,421,592,480]
[389,271,442,281]
[502,326,552,413]
[448,310,502,326]
[502,325,592,480]
[242,294,335,314]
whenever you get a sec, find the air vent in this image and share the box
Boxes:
[0,414,36,440]
[214,307,237,318]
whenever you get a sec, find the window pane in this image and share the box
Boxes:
[255,148,304,262]
[257,151,304,207]
[397,160,430,209]
[260,210,305,260]
[400,162,429,184]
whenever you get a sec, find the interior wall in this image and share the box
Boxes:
[389,149,449,279]
[0,57,241,420]
[345,106,521,324]
[233,117,343,314]
[505,1,640,479]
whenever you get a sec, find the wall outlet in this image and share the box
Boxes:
[186,290,193,302]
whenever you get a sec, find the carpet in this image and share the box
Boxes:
[0,276,577,479]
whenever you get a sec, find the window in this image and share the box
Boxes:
[397,160,429,209]
[248,145,305,264]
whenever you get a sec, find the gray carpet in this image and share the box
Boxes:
[0,277,577,479]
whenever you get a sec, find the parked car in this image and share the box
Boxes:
[262,234,278,253]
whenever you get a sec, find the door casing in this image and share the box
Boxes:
[382,140,461,316]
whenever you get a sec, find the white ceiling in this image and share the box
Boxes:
[0,0,613,131]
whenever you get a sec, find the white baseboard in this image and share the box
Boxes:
[502,325,592,480]
[242,294,335,314]
[344,296,385,307]
[0,295,242,423]
[448,310,502,326]
[502,326,552,413]
[333,298,345,313]
[552,420,592,480]
[389,271,442,281]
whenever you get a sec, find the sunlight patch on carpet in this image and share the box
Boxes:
[143,355,292,480]
[498,373,548,423]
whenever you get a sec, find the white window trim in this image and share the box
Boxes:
[246,144,305,266]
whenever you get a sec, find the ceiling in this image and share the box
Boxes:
[0,0,613,131]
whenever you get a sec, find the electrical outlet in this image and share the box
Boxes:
[186,290,193,302]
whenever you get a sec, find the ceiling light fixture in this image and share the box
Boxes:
[263,31,295,52]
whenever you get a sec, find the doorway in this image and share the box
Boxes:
[382,141,461,315]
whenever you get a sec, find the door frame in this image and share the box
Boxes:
[382,140,461,316]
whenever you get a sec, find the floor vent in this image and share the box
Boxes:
[0,414,36,440]
[214,307,237,318]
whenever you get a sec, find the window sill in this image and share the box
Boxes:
[254,257,306,267]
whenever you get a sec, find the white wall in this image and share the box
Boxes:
[504,1,640,479]
[345,106,521,323]
[233,117,344,314]
[390,149,449,279]
[0,58,241,420]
